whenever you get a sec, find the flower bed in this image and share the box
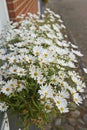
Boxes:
[0,9,86,130]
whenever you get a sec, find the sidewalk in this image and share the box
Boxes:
[44,1,87,130]
[47,0,87,65]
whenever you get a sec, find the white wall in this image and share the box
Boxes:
[1,113,10,130]
[38,0,40,14]
[0,0,9,32]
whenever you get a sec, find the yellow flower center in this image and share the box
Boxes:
[29,59,33,63]
[22,57,26,60]
[13,69,17,72]
[35,52,39,55]
[45,105,50,110]
[44,92,48,95]
[60,107,64,111]
[41,98,46,102]
[13,59,16,62]
[53,93,56,97]
[34,72,38,76]
[74,98,78,102]
[52,79,57,83]
[19,70,24,74]
[40,79,43,82]
[17,80,21,85]
[2,105,5,108]
[10,83,14,87]
[57,100,60,104]
[6,88,10,91]
[44,53,48,57]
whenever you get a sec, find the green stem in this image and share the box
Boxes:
[23,120,30,130]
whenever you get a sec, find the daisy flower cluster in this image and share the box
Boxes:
[0,9,86,129]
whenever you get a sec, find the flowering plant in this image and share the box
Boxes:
[0,9,86,130]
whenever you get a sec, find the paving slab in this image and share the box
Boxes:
[47,0,87,65]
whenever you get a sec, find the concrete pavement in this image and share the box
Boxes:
[45,1,87,130]
[47,0,87,65]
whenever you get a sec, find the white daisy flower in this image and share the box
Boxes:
[76,85,84,93]
[9,55,19,64]
[67,61,76,68]
[1,63,10,70]
[38,84,53,99]
[53,24,60,32]
[29,66,42,80]
[83,68,87,73]
[59,89,70,99]
[57,59,67,66]
[54,96,69,113]
[1,85,13,96]
[2,54,10,61]
[15,42,25,47]
[18,48,29,54]
[9,65,18,74]
[51,75,59,85]
[72,49,83,57]
[0,49,6,55]
[71,43,78,49]
[69,87,76,95]
[48,45,57,54]
[54,14,60,19]
[33,46,42,56]
[69,53,77,62]
[37,76,46,85]
[26,55,36,64]
[71,76,82,85]
[0,49,6,60]
[19,54,28,62]
[44,101,53,113]
[17,83,25,92]
[6,79,17,90]
[47,32,56,39]
[61,24,66,29]
[17,67,26,77]
[8,44,16,51]
[73,93,83,105]
[0,102,8,112]
[38,55,45,64]
[54,96,63,106]
[58,104,69,113]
